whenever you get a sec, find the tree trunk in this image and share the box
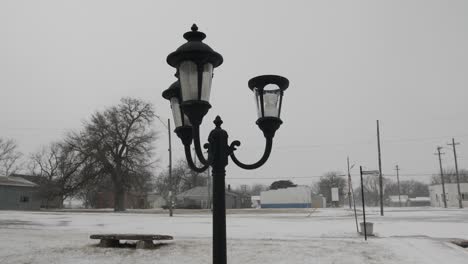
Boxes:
[113,169,126,212]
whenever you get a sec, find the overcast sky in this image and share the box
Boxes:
[1,1,468,187]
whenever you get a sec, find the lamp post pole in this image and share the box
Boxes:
[168,118,173,217]
[162,25,289,264]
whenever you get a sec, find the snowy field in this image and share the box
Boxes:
[0,207,467,264]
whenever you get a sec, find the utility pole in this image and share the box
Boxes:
[350,172,359,233]
[435,146,447,208]
[394,165,401,207]
[448,138,463,209]
[347,156,352,209]
[168,119,173,217]
[360,166,367,241]
[376,120,384,216]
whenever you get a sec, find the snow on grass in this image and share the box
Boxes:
[0,207,467,263]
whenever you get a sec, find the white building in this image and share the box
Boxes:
[429,183,468,207]
[260,186,312,208]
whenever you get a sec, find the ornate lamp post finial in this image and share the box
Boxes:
[214,116,223,128]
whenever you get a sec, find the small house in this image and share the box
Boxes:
[0,176,41,210]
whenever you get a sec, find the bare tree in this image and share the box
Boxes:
[66,97,158,211]
[231,183,268,196]
[0,138,22,176]
[29,142,100,207]
[354,175,391,206]
[155,159,207,205]
[431,169,468,184]
[250,183,268,195]
[314,172,347,206]
[386,180,429,197]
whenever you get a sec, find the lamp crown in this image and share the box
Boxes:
[183,24,206,42]
[248,75,289,91]
[214,116,223,128]
[167,24,223,68]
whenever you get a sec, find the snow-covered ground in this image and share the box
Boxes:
[0,207,467,263]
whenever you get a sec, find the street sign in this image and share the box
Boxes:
[331,187,339,202]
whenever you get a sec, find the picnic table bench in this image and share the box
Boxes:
[90,234,173,249]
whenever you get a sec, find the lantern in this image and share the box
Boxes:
[166,24,223,125]
[162,81,193,145]
[248,75,289,138]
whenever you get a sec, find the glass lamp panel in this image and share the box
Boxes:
[253,88,263,118]
[262,90,281,117]
[179,61,199,101]
[201,63,213,102]
[182,114,191,126]
[170,98,183,127]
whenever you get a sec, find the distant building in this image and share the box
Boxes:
[147,193,167,208]
[388,195,409,207]
[429,183,468,207]
[176,186,248,209]
[12,174,63,208]
[388,195,430,207]
[251,196,261,208]
[408,197,431,206]
[0,176,41,210]
[260,186,313,208]
[311,195,326,208]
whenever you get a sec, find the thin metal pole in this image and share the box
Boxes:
[168,119,173,217]
[448,138,463,208]
[395,165,401,207]
[436,147,447,208]
[347,156,352,209]
[360,166,367,240]
[377,120,384,216]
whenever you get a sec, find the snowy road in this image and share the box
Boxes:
[0,208,467,263]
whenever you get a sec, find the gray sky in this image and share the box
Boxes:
[1,0,468,187]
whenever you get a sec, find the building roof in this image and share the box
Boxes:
[177,186,208,199]
[0,176,38,187]
[389,195,409,202]
[10,174,48,185]
[409,197,430,202]
[177,186,239,199]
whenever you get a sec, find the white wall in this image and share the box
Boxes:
[261,186,311,205]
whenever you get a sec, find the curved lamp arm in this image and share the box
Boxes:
[192,124,212,166]
[229,137,273,170]
[184,145,209,173]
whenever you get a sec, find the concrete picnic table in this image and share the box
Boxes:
[90,234,173,249]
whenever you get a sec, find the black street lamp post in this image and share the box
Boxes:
[162,24,289,264]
